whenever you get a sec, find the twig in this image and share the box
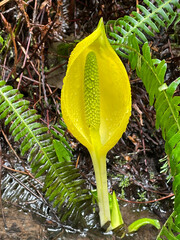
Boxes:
[136,0,140,13]
[17,40,41,78]
[40,52,48,107]
[46,84,60,115]
[75,154,80,168]
[2,165,29,176]
[1,129,21,165]
[117,193,174,204]
[15,0,30,29]
[17,0,38,89]
[17,33,32,89]
[0,0,10,7]
[110,164,171,196]
[1,131,44,187]
[14,16,58,81]
[0,13,18,78]
[1,130,44,186]
[2,162,44,188]
[8,172,44,201]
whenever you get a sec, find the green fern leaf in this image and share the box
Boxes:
[112,34,180,229]
[0,80,92,223]
[156,211,180,239]
[53,139,72,162]
[107,0,180,57]
[43,161,92,222]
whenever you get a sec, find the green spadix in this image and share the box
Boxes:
[61,18,131,229]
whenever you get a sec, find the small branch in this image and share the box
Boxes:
[0,0,10,7]
[1,129,21,165]
[0,13,18,78]
[14,15,58,81]
[8,172,44,202]
[117,193,174,204]
[17,32,32,90]
[136,0,140,13]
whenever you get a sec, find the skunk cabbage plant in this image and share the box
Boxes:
[61,18,131,229]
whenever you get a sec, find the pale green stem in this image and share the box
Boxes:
[90,149,111,229]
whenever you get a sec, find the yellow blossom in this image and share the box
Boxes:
[61,18,131,229]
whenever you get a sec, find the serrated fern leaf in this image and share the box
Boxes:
[0,80,56,177]
[107,0,180,57]
[0,80,92,222]
[156,211,180,240]
[43,161,92,222]
[113,36,180,228]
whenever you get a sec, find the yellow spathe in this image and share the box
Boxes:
[61,18,131,156]
[61,18,131,229]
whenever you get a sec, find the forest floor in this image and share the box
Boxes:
[0,1,180,239]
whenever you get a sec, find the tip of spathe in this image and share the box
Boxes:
[97,17,104,28]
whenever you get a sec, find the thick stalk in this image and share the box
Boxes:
[90,149,111,229]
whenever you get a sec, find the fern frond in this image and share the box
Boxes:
[0,80,56,177]
[43,161,92,222]
[107,0,180,56]
[0,80,92,222]
[156,211,180,240]
[112,36,180,225]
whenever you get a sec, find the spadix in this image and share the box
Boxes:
[61,18,131,229]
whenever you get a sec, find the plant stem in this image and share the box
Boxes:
[90,149,111,229]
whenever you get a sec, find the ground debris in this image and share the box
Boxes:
[0,204,47,240]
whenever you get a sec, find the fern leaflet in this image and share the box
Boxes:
[112,35,180,232]
[156,211,180,239]
[0,80,92,222]
[106,0,180,57]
